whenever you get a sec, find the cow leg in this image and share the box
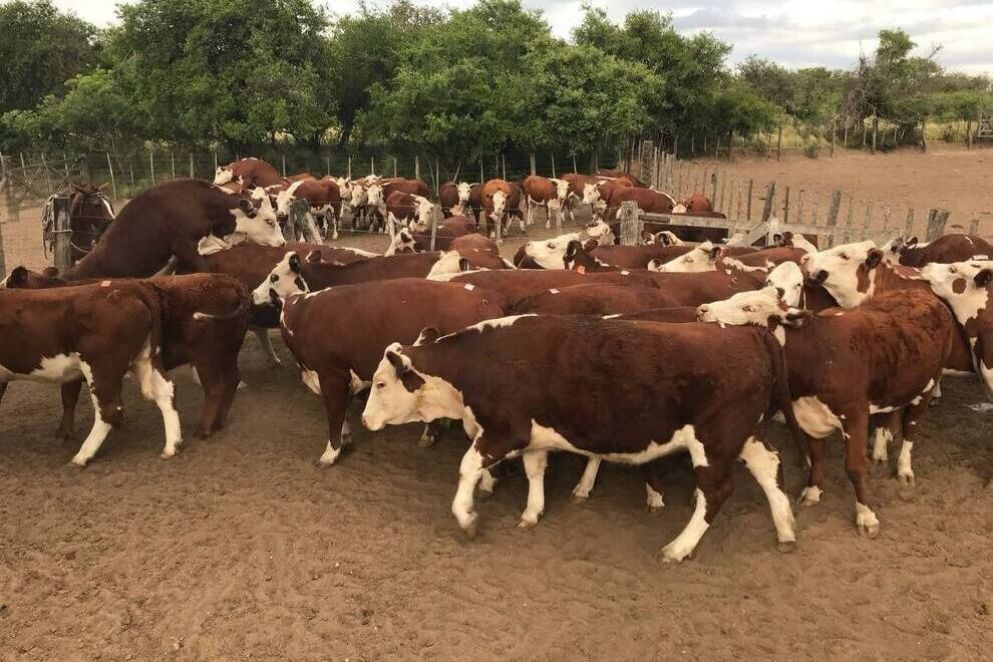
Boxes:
[870,413,896,467]
[898,384,938,486]
[798,436,828,506]
[571,456,601,502]
[418,419,446,448]
[317,372,350,467]
[252,328,281,367]
[661,467,734,563]
[70,364,125,467]
[739,436,797,551]
[518,450,549,528]
[0,381,6,407]
[133,358,182,459]
[842,412,879,538]
[57,380,83,440]
[452,442,487,537]
[190,360,234,439]
[644,462,667,513]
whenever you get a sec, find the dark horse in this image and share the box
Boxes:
[44,183,116,265]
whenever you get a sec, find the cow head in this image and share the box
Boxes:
[409,195,434,232]
[696,286,806,332]
[880,236,917,265]
[349,184,368,209]
[362,344,431,430]
[385,228,418,256]
[585,218,614,245]
[366,183,385,208]
[274,182,301,222]
[582,183,600,206]
[653,241,720,273]
[490,190,507,221]
[655,231,683,246]
[522,232,581,270]
[426,251,471,280]
[1,265,63,288]
[671,203,688,214]
[764,261,805,307]
[774,231,818,254]
[920,261,993,330]
[230,192,284,247]
[252,251,308,304]
[457,182,471,203]
[549,178,570,203]
[213,166,235,186]
[802,240,881,307]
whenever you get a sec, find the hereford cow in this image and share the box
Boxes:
[383,178,431,200]
[439,181,472,216]
[521,175,569,229]
[698,287,954,537]
[5,271,250,440]
[275,178,342,240]
[509,283,679,316]
[386,216,478,254]
[651,242,807,273]
[881,234,993,267]
[605,187,676,220]
[361,314,800,560]
[673,192,713,214]
[65,179,284,280]
[254,258,507,466]
[449,269,659,304]
[0,281,179,465]
[214,157,282,189]
[385,191,435,233]
[595,170,646,187]
[481,179,511,235]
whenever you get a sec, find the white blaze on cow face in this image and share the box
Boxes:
[410,195,435,232]
[765,261,805,307]
[385,228,417,256]
[349,184,367,209]
[523,232,581,270]
[490,190,507,221]
[457,182,471,202]
[920,261,993,327]
[361,344,467,431]
[550,178,570,203]
[582,183,600,205]
[656,241,716,273]
[696,287,795,330]
[213,166,234,186]
[275,180,304,219]
[366,184,385,208]
[803,240,880,308]
[252,252,308,304]
[230,195,284,247]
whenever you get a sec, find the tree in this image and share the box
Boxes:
[0,0,101,115]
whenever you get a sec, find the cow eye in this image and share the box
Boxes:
[949,266,957,274]
[270,274,278,283]
[840,253,849,260]
[375,382,386,389]
[546,242,554,249]
[742,305,754,312]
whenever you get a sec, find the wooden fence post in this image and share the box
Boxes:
[761,182,778,222]
[415,155,420,181]
[969,219,980,235]
[393,157,398,178]
[905,209,915,237]
[777,123,783,161]
[551,154,557,178]
[53,194,72,272]
[710,170,718,206]
[529,153,536,175]
[831,117,836,157]
[746,179,754,221]
[925,209,949,241]
[783,186,790,223]
[825,190,842,246]
[347,156,352,179]
[921,117,928,153]
[572,155,577,174]
[502,154,507,181]
[640,141,653,183]
[871,115,878,154]
[149,151,156,185]
[619,201,641,246]
[0,153,19,226]
[282,154,287,177]
[188,152,194,178]
[429,204,441,252]
[40,153,53,195]
[106,153,118,201]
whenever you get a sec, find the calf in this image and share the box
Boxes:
[385,191,434,232]
[254,260,507,465]
[361,315,800,560]
[5,270,251,440]
[439,181,472,216]
[522,175,569,229]
[509,283,679,316]
[698,287,954,536]
[0,281,179,465]
[481,179,511,235]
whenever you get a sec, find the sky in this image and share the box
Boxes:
[52,0,993,75]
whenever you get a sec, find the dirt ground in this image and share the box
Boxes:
[2,324,993,660]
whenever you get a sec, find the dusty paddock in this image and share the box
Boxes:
[2,335,993,660]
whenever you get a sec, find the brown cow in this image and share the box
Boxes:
[699,286,954,537]
[256,262,508,465]
[651,242,807,273]
[439,181,472,216]
[509,283,679,316]
[0,281,179,465]
[450,268,658,305]
[275,178,342,240]
[361,314,801,559]
[66,179,285,279]
[384,190,435,233]
[604,187,676,221]
[5,270,251,440]
[214,157,282,189]
[481,179,512,235]
[881,233,993,267]
[521,175,569,229]
[595,169,646,187]
[383,178,431,200]
[387,216,478,254]
[675,192,713,214]
[284,172,315,183]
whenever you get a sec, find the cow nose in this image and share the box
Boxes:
[810,270,828,284]
[696,305,709,319]
[361,415,370,429]
[776,287,785,298]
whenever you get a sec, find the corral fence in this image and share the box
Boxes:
[613,141,956,248]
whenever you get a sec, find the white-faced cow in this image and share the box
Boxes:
[213,157,282,189]
[881,234,993,267]
[521,175,570,229]
[439,181,473,217]
[275,178,342,240]
[361,314,801,561]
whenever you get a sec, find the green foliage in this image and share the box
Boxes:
[0,0,102,115]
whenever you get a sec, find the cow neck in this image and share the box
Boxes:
[870,262,928,298]
[898,246,929,267]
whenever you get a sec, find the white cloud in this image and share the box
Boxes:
[52,0,993,74]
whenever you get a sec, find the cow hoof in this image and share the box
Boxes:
[646,502,665,516]
[69,455,90,468]
[570,491,590,504]
[161,447,180,459]
[659,544,693,564]
[56,428,73,442]
[776,539,798,554]
[897,472,916,487]
[417,432,437,449]
[193,427,210,440]
[460,514,479,539]
[798,486,822,507]
[237,381,247,390]
[855,507,880,539]
[517,517,539,529]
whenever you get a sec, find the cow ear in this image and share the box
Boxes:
[458,257,470,272]
[565,240,581,260]
[783,309,811,328]
[288,253,302,273]
[640,229,654,244]
[772,233,784,246]
[975,268,993,288]
[415,327,440,346]
[906,236,918,247]
[386,349,410,375]
[865,249,883,269]
[42,266,60,279]
[709,245,725,262]
[305,250,322,264]
[6,266,28,287]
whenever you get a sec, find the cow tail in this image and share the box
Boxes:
[140,284,168,375]
[760,329,808,465]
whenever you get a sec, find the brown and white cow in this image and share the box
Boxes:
[4,270,251,440]
[881,233,993,267]
[67,179,284,279]
[254,256,507,465]
[0,281,179,465]
[673,192,712,214]
[439,181,472,216]
[214,157,282,189]
[604,187,676,221]
[275,178,342,240]
[521,175,569,229]
[386,216,478,255]
[383,178,430,200]
[481,179,512,235]
[698,286,955,537]
[651,242,807,273]
[384,191,435,233]
[450,268,659,305]
[361,314,800,560]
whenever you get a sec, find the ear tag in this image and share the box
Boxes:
[576,266,586,275]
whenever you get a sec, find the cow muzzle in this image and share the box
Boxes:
[808,270,828,285]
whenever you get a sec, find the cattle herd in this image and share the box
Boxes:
[4,156,993,563]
